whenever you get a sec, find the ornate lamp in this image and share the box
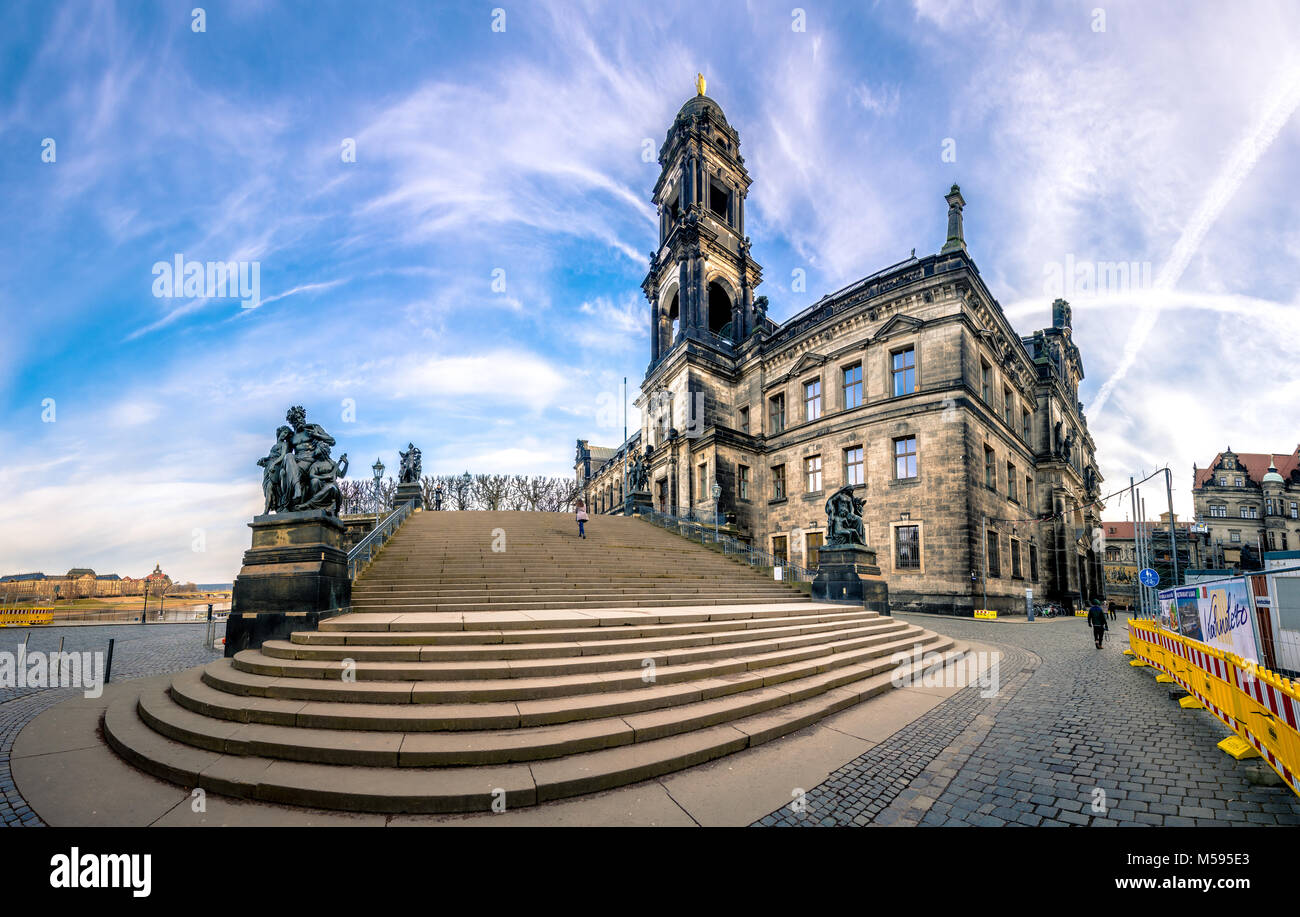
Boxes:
[372,458,385,520]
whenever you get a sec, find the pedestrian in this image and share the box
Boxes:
[575,501,589,539]
[1087,600,1108,649]
[1107,599,1116,622]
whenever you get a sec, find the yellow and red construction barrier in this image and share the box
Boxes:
[1128,618,1300,798]
[0,608,55,626]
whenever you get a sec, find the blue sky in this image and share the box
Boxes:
[2,0,1299,582]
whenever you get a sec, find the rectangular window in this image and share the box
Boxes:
[804,379,822,421]
[1241,506,1258,519]
[1219,476,1227,486]
[739,406,749,434]
[844,446,864,486]
[806,532,823,570]
[896,525,921,569]
[772,464,786,500]
[895,437,918,480]
[987,531,1001,578]
[698,463,707,500]
[1029,544,1039,581]
[805,455,822,493]
[842,363,863,409]
[1022,408,1031,441]
[892,348,916,397]
[1291,502,1298,519]
[1230,531,1241,543]
[1025,475,1033,509]
[1011,539,1022,578]
[769,394,785,434]
[1007,463,1017,501]
[1002,387,1013,425]
[981,360,992,403]
[772,535,788,565]
[1236,477,1244,487]
[1210,505,1227,517]
[984,445,996,489]
[738,465,750,500]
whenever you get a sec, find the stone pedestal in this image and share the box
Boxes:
[811,544,890,614]
[225,510,350,657]
[394,481,423,510]
[626,489,654,515]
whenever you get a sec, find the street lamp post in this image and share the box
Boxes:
[371,457,385,528]
[711,481,722,542]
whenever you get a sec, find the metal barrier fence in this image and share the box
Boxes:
[0,608,55,626]
[347,499,417,580]
[1127,618,1300,798]
[636,508,816,584]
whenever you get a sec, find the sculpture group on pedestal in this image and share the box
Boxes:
[825,485,866,547]
[628,447,651,493]
[398,443,422,484]
[256,405,349,516]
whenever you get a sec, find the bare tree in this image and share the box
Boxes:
[472,474,512,511]
[449,472,475,510]
[338,479,372,515]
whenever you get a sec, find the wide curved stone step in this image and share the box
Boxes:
[261,611,891,662]
[230,621,920,685]
[103,641,967,813]
[148,641,953,767]
[173,627,948,733]
[291,607,870,645]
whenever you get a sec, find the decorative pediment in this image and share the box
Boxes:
[790,350,829,375]
[872,313,924,340]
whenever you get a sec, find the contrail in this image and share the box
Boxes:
[1092,64,1300,418]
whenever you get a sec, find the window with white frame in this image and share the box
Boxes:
[805,455,822,493]
[804,379,822,422]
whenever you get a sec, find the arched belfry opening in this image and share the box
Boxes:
[707,281,732,338]
[659,289,680,354]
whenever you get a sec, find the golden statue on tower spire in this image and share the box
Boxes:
[695,72,706,96]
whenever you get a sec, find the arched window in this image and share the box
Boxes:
[707,281,732,337]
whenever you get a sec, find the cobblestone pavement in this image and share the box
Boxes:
[0,624,221,827]
[757,613,1300,826]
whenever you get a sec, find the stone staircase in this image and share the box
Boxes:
[103,511,967,814]
[350,510,808,612]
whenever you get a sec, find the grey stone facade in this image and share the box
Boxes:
[577,89,1105,615]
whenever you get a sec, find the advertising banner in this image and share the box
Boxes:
[1194,579,1260,664]
[1157,588,1175,630]
[1174,587,1202,641]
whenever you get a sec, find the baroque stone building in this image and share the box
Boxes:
[1193,447,1300,569]
[0,564,174,600]
[576,85,1104,615]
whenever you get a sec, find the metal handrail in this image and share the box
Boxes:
[348,499,416,579]
[637,507,816,583]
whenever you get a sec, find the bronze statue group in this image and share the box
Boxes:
[257,406,349,516]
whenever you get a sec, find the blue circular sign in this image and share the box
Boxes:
[1139,567,1159,587]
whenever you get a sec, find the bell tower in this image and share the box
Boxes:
[643,75,763,365]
